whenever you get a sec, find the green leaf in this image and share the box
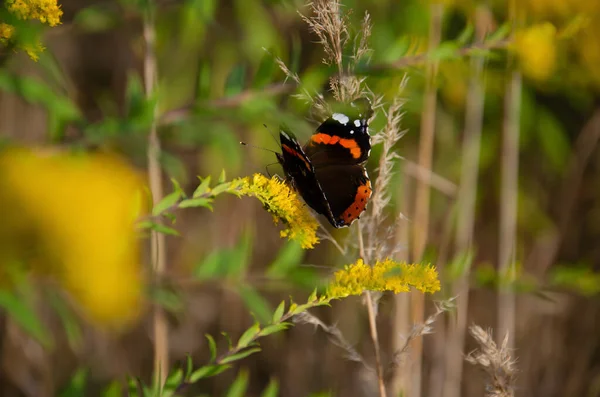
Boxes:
[307,288,318,303]
[258,323,291,337]
[237,322,260,348]
[220,347,261,364]
[47,290,82,350]
[205,334,217,361]
[272,301,285,323]
[149,286,183,313]
[211,182,233,196]
[152,190,182,216]
[218,169,227,184]
[138,221,180,236]
[164,368,184,390]
[537,109,569,173]
[225,370,249,397]
[267,240,303,278]
[456,23,474,46]
[488,22,511,42]
[0,290,51,347]
[189,364,231,383]
[238,285,272,324]
[253,50,276,88]
[193,176,212,197]
[101,381,122,397]
[59,368,88,397]
[226,230,253,278]
[179,197,213,210]
[260,379,279,397]
[224,64,246,97]
[186,354,194,377]
[74,4,119,32]
[194,251,226,280]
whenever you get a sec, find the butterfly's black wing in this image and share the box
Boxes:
[304,99,373,166]
[277,129,339,227]
[313,164,372,227]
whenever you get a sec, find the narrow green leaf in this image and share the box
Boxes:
[58,368,88,397]
[211,182,233,196]
[189,364,231,383]
[237,322,260,348]
[186,354,194,377]
[101,381,122,397]
[220,347,261,364]
[253,50,276,88]
[488,22,511,42]
[226,230,253,278]
[141,222,180,236]
[152,190,182,216]
[308,288,317,303]
[224,64,246,97]
[0,290,51,347]
[218,169,227,184]
[260,379,279,397]
[272,301,285,323]
[179,197,213,209]
[225,370,249,397]
[238,285,272,324]
[222,331,233,349]
[258,323,291,337]
[456,23,474,46]
[205,334,217,361]
[267,240,303,278]
[164,368,184,389]
[193,176,212,197]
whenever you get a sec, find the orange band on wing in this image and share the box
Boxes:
[282,144,311,170]
[311,133,363,159]
[339,180,372,225]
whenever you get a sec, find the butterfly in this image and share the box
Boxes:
[276,98,373,228]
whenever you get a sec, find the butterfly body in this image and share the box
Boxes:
[276,99,373,228]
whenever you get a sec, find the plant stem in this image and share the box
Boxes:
[358,228,386,397]
[410,5,443,397]
[442,6,488,397]
[143,5,169,387]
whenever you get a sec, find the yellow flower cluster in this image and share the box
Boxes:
[514,23,558,82]
[238,173,320,249]
[0,148,146,329]
[327,259,441,299]
[1,0,63,60]
[6,0,63,27]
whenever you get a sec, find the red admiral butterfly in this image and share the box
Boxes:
[276,98,373,228]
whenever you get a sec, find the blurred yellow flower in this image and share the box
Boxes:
[0,148,146,329]
[0,23,15,41]
[238,173,319,249]
[327,259,441,299]
[514,23,557,81]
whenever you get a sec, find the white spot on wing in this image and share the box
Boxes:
[332,113,350,125]
[354,119,361,127]
[350,130,354,134]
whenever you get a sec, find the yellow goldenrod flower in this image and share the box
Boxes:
[238,173,320,249]
[1,0,63,60]
[513,23,557,81]
[6,0,63,27]
[0,23,15,41]
[326,259,441,299]
[0,148,146,329]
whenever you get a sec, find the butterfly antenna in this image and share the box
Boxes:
[239,141,278,154]
[263,123,281,147]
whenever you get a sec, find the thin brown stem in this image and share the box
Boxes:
[442,6,489,397]
[144,6,169,387]
[366,291,386,397]
[410,5,443,397]
[357,225,386,397]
